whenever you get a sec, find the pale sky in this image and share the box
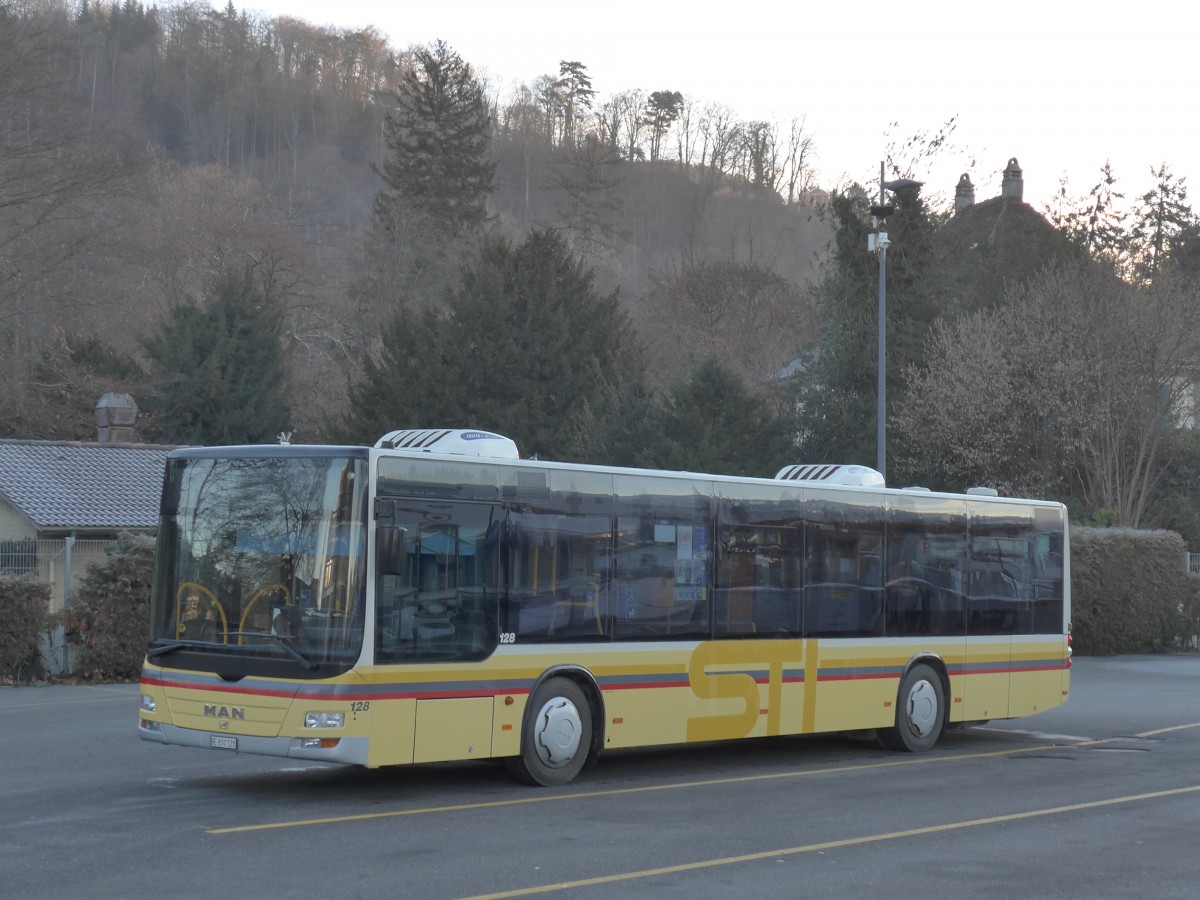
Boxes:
[236,0,1198,215]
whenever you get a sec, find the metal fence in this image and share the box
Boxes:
[0,537,121,613]
[1,537,126,674]
[1189,553,1200,576]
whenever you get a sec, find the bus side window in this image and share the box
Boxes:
[715,524,801,636]
[505,519,556,640]
[886,527,930,636]
[613,516,710,639]
[375,501,499,662]
[804,512,884,638]
[968,507,1034,636]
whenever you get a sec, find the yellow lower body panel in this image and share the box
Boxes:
[413,697,494,763]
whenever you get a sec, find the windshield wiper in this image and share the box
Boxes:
[147,633,318,670]
[147,638,225,658]
[227,631,319,670]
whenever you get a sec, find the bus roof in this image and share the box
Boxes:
[167,433,1063,511]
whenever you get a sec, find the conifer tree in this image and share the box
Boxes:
[347,229,643,461]
[141,267,289,445]
[1129,164,1195,283]
[1053,161,1127,261]
[374,40,495,238]
[652,360,792,477]
[794,181,941,472]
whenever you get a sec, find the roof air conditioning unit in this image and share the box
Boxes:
[774,464,885,487]
[375,429,520,459]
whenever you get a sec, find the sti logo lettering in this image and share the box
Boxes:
[686,640,806,741]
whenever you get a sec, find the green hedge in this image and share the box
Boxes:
[1070,527,1200,655]
[0,575,52,682]
[61,533,155,681]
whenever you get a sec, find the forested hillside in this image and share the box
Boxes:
[0,0,827,446]
[5,0,1200,541]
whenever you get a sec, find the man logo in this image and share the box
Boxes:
[203,704,245,720]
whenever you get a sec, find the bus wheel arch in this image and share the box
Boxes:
[878,657,948,753]
[508,667,604,786]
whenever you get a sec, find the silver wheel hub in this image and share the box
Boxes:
[533,696,582,768]
[906,679,939,737]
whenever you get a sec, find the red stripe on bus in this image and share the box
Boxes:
[143,676,526,704]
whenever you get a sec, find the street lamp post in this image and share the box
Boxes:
[873,163,890,477]
[868,163,922,481]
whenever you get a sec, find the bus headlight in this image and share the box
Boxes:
[141,694,157,713]
[304,712,344,729]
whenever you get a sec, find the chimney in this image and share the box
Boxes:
[95,393,138,443]
[954,173,975,214]
[1001,157,1024,202]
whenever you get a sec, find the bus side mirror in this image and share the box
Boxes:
[377,526,408,576]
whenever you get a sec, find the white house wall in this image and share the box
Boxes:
[0,498,36,540]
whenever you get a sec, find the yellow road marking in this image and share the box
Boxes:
[460,785,1200,899]
[1137,721,1200,737]
[206,738,1096,835]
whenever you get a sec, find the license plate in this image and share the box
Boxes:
[209,735,238,751]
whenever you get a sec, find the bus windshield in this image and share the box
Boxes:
[148,451,369,676]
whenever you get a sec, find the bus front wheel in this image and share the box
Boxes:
[508,677,592,786]
[879,663,945,752]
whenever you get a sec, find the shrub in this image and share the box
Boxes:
[0,575,51,683]
[1070,527,1193,655]
[61,533,155,680]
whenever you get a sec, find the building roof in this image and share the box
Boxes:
[934,195,1082,310]
[0,440,174,531]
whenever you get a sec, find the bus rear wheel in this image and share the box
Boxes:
[508,677,592,786]
[879,663,945,752]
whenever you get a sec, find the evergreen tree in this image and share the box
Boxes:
[794,188,877,466]
[1047,161,1127,262]
[554,60,596,147]
[794,181,942,473]
[589,380,664,469]
[346,229,643,461]
[642,90,683,162]
[374,40,495,238]
[352,40,496,330]
[652,360,792,477]
[141,267,289,445]
[1167,224,1200,283]
[1129,164,1195,283]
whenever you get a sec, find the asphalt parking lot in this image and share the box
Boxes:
[3,654,1200,899]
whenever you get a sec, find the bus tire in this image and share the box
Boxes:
[879,663,945,753]
[508,677,592,786]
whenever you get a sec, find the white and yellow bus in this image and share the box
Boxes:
[138,429,1070,785]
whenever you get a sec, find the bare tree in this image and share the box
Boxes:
[895,261,1200,525]
[0,3,133,437]
[697,103,739,181]
[610,89,647,160]
[673,94,701,169]
[636,259,816,406]
[547,135,627,262]
[782,115,816,205]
